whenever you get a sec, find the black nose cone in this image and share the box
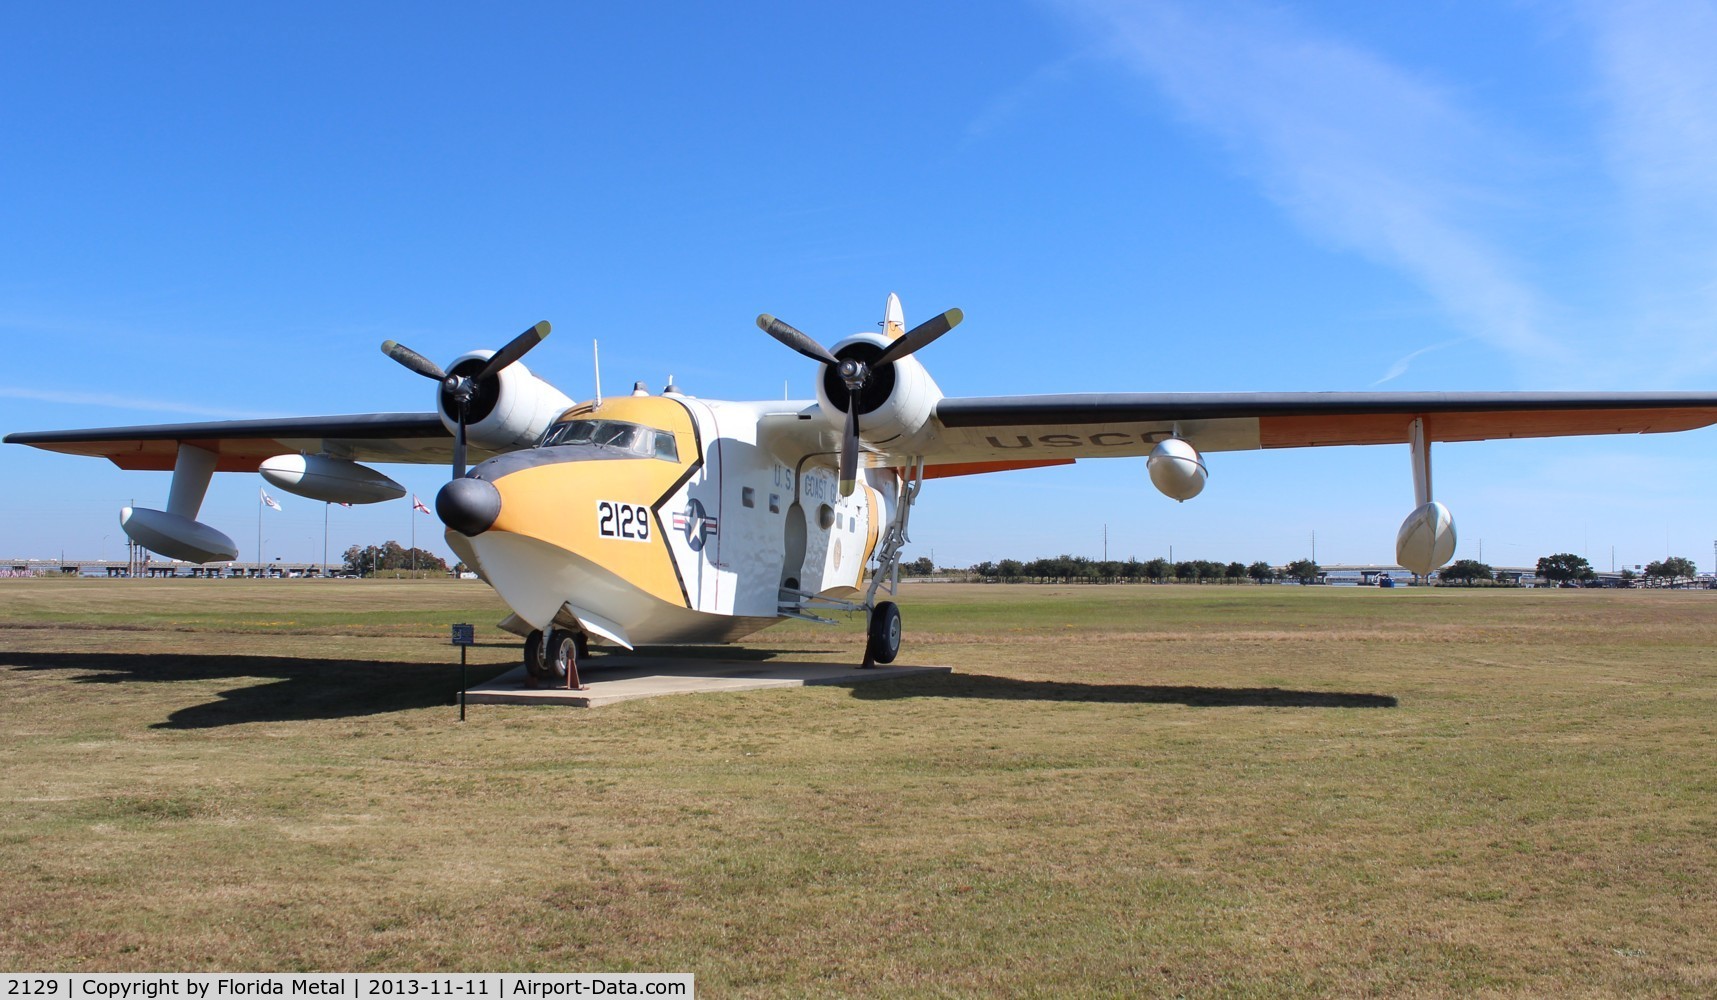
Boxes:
[437,477,501,536]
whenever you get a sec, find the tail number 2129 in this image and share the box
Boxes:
[597,500,651,542]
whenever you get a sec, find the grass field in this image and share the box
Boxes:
[3,579,1716,996]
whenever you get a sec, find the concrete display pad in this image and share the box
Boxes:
[464,656,953,708]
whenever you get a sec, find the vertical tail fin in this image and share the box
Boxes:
[882,292,905,340]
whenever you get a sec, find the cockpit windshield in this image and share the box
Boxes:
[538,419,679,462]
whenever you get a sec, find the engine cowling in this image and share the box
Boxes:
[1147,438,1207,502]
[813,332,943,453]
[437,352,574,451]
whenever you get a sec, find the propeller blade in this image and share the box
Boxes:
[477,321,552,381]
[875,308,962,367]
[453,400,469,481]
[839,386,860,497]
[381,340,447,381]
[758,314,839,366]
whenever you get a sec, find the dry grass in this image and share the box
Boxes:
[3,579,1716,996]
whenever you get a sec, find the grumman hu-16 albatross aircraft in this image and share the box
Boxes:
[11,294,1717,682]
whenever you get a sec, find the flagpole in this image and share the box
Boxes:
[410,500,416,576]
[256,489,263,580]
[323,502,330,579]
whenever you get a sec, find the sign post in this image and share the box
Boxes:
[450,623,475,721]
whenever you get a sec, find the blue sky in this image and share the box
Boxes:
[5,0,1717,572]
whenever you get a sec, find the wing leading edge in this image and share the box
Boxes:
[924,391,1717,464]
[2,412,469,471]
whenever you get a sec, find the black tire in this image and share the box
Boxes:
[524,630,548,681]
[547,629,580,684]
[865,601,902,665]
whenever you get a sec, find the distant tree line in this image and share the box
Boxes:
[956,555,1321,585]
[907,551,1707,588]
[1437,559,1497,585]
[343,541,449,576]
[1646,557,1700,584]
[1412,552,1703,587]
[1523,553,1699,587]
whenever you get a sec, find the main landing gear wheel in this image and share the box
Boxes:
[547,629,590,690]
[864,601,902,667]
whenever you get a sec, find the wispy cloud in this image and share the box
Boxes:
[1588,0,1717,210]
[1371,339,1465,387]
[0,386,278,421]
[964,54,1086,144]
[1583,0,1717,373]
[1053,0,1566,372]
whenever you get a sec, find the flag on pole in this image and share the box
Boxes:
[261,488,282,511]
[412,495,430,514]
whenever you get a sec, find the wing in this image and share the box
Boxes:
[922,391,1717,465]
[1,412,488,471]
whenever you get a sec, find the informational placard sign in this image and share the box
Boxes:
[450,623,475,646]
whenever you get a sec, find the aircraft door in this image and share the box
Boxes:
[780,501,807,601]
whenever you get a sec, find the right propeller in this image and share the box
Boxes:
[756,307,961,496]
[381,321,551,480]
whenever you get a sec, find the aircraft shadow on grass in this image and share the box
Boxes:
[2,651,1396,728]
[1,650,517,730]
[2,645,854,729]
[845,672,1398,709]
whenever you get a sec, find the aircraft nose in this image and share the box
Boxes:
[437,477,502,536]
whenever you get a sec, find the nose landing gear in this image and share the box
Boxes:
[524,628,589,690]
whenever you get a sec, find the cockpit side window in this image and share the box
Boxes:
[539,421,593,447]
[654,431,678,462]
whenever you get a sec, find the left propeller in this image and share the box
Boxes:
[381,320,551,479]
[756,307,961,496]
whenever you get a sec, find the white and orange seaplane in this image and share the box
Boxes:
[11,294,1717,682]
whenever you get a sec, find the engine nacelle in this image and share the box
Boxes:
[814,332,943,452]
[120,506,238,563]
[259,454,406,504]
[1147,438,1207,502]
[439,353,575,451]
[1396,501,1456,576]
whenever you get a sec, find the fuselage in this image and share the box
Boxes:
[444,392,898,647]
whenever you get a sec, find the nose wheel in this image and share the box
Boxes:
[524,628,589,689]
[863,601,901,667]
